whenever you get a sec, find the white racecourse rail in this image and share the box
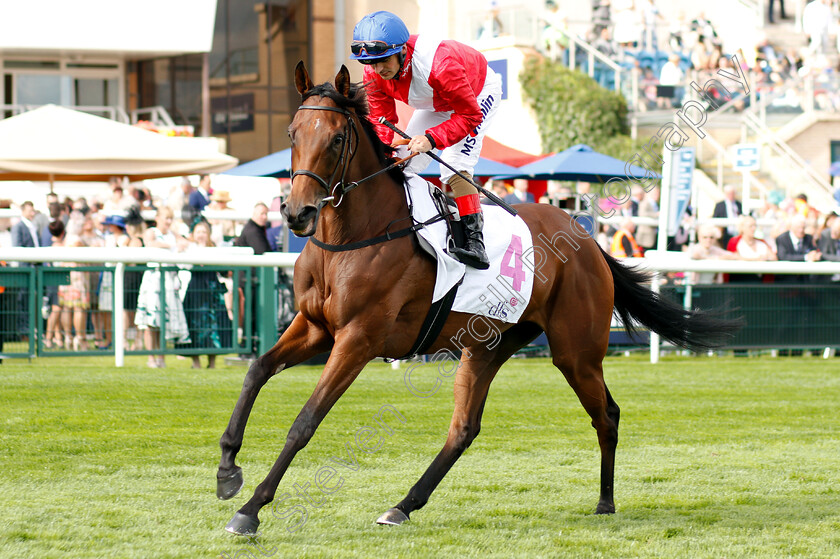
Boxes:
[2,248,840,365]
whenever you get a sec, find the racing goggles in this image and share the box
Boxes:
[351,40,400,59]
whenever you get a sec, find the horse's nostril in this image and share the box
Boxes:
[299,205,317,221]
[284,204,318,232]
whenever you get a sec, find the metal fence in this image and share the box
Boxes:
[0,264,264,360]
[0,246,302,365]
[641,252,840,362]
[661,283,840,350]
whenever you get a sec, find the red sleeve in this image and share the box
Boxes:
[726,235,741,252]
[425,52,484,149]
[363,66,398,145]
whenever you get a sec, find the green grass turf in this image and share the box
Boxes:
[0,354,838,558]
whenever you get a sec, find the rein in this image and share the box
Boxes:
[293,103,443,252]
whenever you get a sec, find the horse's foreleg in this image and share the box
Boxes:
[377,352,499,526]
[217,313,332,500]
[224,337,371,536]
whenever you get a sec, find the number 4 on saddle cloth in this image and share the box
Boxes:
[404,174,535,325]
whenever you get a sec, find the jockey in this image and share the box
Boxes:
[350,10,502,270]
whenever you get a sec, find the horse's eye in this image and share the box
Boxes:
[333,134,344,147]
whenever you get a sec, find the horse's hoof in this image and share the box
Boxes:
[217,467,244,500]
[225,512,260,536]
[595,502,615,515]
[376,508,409,526]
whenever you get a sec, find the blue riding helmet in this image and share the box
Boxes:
[350,11,409,62]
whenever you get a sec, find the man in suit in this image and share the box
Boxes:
[11,201,40,250]
[484,181,510,206]
[713,185,742,248]
[629,185,645,216]
[776,215,821,282]
[10,201,40,341]
[818,216,840,261]
[188,174,212,212]
[503,179,535,205]
[775,215,822,352]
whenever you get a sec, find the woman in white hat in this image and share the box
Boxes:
[209,190,236,246]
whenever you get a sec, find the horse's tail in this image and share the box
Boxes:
[598,245,743,351]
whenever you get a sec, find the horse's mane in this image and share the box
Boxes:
[302,82,406,185]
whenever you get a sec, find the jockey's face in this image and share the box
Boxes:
[372,52,401,80]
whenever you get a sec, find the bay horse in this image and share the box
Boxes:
[217,62,740,535]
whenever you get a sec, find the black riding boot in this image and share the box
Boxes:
[452,212,490,270]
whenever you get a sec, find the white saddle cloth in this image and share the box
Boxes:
[403,174,535,324]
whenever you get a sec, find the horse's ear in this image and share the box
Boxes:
[335,65,351,98]
[295,61,313,96]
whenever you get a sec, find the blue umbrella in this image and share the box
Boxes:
[223,148,292,178]
[419,156,520,178]
[830,161,840,176]
[224,148,523,180]
[496,144,661,182]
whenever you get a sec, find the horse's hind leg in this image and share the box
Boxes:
[547,322,619,514]
[217,313,331,500]
[378,322,542,525]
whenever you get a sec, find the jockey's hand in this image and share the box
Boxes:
[407,134,433,154]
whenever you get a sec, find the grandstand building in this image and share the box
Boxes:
[1,0,837,211]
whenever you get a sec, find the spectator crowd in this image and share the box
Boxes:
[538,0,840,113]
[491,177,840,286]
[0,175,292,366]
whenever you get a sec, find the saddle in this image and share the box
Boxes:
[401,174,535,326]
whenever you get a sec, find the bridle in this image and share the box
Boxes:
[291,105,359,208]
[291,103,412,209]
[290,101,448,253]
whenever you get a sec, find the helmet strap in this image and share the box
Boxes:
[396,46,407,74]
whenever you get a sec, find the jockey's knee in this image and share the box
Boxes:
[447,172,477,198]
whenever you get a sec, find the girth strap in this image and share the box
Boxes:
[398,280,461,360]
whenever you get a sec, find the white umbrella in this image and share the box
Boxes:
[0,104,237,182]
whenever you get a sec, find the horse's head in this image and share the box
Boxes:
[282,61,358,237]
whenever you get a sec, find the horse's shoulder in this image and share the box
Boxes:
[291,248,323,289]
[293,256,328,325]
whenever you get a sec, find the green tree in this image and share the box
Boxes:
[519,56,640,160]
